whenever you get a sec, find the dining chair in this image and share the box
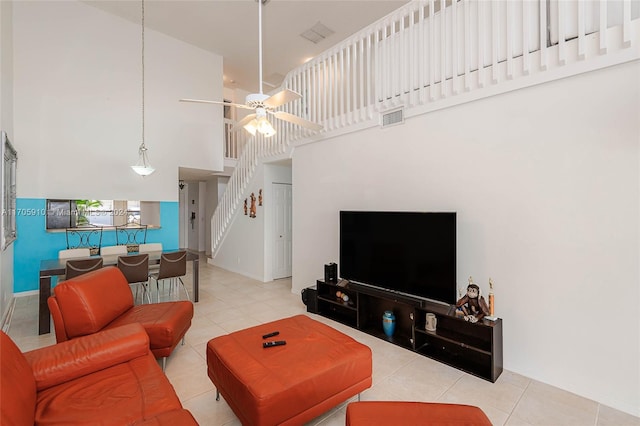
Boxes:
[100,245,128,256]
[58,248,91,259]
[65,258,104,280]
[66,226,103,256]
[139,243,163,273]
[138,243,163,253]
[149,251,188,302]
[117,254,151,304]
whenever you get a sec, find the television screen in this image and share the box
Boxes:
[340,211,456,305]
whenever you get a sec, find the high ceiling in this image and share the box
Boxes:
[86,0,409,94]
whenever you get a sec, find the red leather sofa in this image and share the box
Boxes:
[1,323,197,425]
[345,401,492,425]
[48,266,193,368]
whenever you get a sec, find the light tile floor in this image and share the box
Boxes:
[7,258,640,426]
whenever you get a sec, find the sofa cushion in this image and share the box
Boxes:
[0,332,37,426]
[54,267,134,338]
[25,323,150,391]
[345,401,493,426]
[108,301,193,351]
[34,352,183,425]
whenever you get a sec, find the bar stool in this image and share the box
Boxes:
[65,258,104,280]
[149,251,188,302]
[117,254,151,304]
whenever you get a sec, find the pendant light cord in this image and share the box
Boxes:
[141,0,145,149]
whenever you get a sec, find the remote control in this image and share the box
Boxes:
[263,340,286,348]
[262,331,280,339]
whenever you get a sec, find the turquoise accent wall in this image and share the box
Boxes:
[14,198,179,293]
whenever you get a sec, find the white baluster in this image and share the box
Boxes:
[540,0,548,69]
[478,0,485,87]
[522,0,530,75]
[622,0,631,47]
[506,0,513,79]
[452,0,459,94]
[558,0,566,65]
[599,0,607,53]
[429,0,436,100]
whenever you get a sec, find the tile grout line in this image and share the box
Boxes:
[505,376,532,425]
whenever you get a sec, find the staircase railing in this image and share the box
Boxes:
[212,0,639,256]
[212,128,290,253]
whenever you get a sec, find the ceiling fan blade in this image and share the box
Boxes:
[232,114,257,131]
[270,111,323,131]
[263,89,302,108]
[179,99,254,110]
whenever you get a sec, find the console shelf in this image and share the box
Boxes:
[314,279,503,382]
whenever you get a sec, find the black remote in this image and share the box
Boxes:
[262,331,279,339]
[263,340,286,348]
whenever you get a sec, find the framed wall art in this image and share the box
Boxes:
[1,131,17,250]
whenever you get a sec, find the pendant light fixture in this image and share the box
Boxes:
[131,0,155,176]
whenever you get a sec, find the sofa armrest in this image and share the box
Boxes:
[24,323,150,391]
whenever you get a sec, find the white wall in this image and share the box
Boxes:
[13,1,223,202]
[0,0,14,321]
[213,166,266,281]
[292,61,640,416]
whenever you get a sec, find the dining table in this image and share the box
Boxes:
[38,249,199,335]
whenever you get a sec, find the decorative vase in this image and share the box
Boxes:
[382,311,396,337]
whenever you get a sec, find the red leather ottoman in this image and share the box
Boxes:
[206,315,372,426]
[346,401,492,426]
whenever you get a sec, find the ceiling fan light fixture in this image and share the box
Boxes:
[178,0,321,136]
[257,117,276,137]
[244,119,258,136]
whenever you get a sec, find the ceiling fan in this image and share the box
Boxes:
[180,0,322,137]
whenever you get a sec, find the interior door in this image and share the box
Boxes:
[272,183,292,279]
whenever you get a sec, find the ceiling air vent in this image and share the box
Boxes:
[381,108,404,127]
[300,22,335,44]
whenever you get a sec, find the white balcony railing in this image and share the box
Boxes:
[224,118,247,160]
[212,0,639,256]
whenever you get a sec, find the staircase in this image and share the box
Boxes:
[212,0,640,256]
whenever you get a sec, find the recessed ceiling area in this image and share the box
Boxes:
[85,0,409,93]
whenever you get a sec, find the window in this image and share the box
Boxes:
[127,201,141,225]
[45,199,160,229]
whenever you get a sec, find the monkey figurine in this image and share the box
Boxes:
[456,281,489,323]
[249,193,257,218]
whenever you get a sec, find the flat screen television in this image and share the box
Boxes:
[340,211,456,305]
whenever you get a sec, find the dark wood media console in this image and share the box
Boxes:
[315,279,503,382]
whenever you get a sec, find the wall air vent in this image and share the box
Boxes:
[381,107,404,127]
